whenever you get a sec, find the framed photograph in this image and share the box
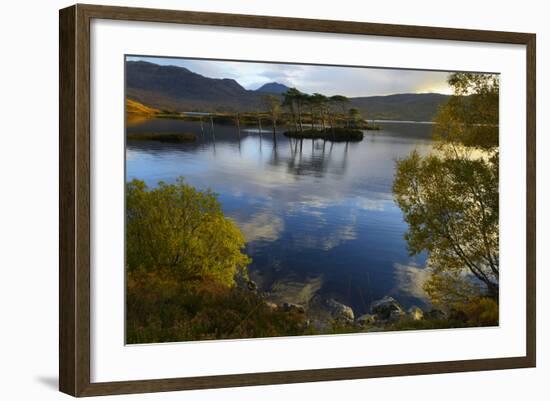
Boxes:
[59,4,536,397]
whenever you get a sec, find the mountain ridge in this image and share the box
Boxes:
[126,61,450,120]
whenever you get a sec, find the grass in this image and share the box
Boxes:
[383,317,473,331]
[127,132,197,142]
[126,98,160,115]
[126,271,308,344]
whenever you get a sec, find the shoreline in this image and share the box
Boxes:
[240,278,475,335]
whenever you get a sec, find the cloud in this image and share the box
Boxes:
[127,56,453,97]
[392,262,430,301]
[237,211,284,243]
[267,275,324,305]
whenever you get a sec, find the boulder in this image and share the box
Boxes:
[370,296,404,320]
[246,280,258,291]
[282,302,305,313]
[448,308,468,323]
[407,306,424,321]
[326,298,355,322]
[389,309,405,321]
[425,308,447,320]
[356,313,376,326]
[307,319,331,332]
[265,301,278,310]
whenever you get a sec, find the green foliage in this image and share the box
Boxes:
[386,315,471,331]
[386,297,498,331]
[329,95,350,127]
[422,268,485,308]
[262,94,281,116]
[126,269,307,343]
[393,149,499,302]
[461,297,499,326]
[393,72,500,318]
[330,95,349,106]
[126,178,250,287]
[262,94,282,134]
[348,107,362,128]
[348,107,361,118]
[283,88,307,132]
[434,72,499,150]
[125,178,311,343]
[281,90,357,133]
[388,318,459,331]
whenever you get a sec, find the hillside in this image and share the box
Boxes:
[126,61,266,112]
[126,98,160,115]
[126,61,450,121]
[349,93,449,121]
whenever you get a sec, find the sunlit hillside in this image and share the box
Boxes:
[126,98,160,115]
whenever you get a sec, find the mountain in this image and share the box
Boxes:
[126,61,450,120]
[126,61,265,112]
[350,93,450,122]
[255,82,291,94]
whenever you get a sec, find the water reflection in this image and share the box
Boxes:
[126,119,433,314]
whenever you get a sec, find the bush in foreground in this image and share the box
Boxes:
[126,178,250,287]
[126,269,307,343]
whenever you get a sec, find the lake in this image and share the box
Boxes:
[126,119,434,316]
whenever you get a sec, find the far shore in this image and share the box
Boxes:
[128,111,435,126]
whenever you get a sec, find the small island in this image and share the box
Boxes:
[127,88,381,144]
[284,127,364,142]
[126,132,197,142]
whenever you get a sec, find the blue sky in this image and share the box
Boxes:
[127,55,454,97]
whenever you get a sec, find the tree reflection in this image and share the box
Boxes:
[282,138,349,177]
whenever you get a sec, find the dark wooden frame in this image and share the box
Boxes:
[59,3,536,397]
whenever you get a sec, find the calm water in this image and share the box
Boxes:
[126,119,433,315]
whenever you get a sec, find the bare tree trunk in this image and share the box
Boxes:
[297,102,304,133]
[210,116,215,142]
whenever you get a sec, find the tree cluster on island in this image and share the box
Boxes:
[260,88,379,142]
[126,88,376,143]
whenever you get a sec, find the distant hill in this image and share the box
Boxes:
[126,61,450,120]
[350,93,450,122]
[126,98,159,115]
[255,82,291,94]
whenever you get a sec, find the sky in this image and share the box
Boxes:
[127,55,455,97]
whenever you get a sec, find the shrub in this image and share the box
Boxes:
[126,178,250,287]
[126,269,307,343]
